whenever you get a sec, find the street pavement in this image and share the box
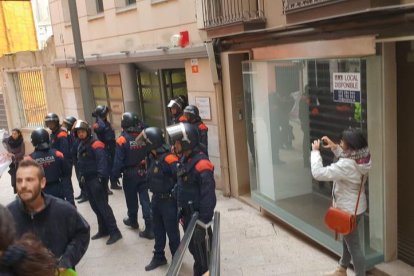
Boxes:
[0,171,360,276]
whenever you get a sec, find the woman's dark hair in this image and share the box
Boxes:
[11,128,22,137]
[0,205,56,276]
[341,128,368,150]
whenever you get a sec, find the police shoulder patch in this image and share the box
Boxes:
[198,123,208,131]
[178,116,187,122]
[195,159,214,173]
[57,131,68,138]
[92,140,105,150]
[164,154,178,165]
[116,136,127,146]
[55,150,64,158]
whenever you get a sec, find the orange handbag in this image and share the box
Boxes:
[324,176,364,239]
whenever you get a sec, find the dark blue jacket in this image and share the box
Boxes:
[112,131,147,180]
[28,148,70,185]
[50,128,71,162]
[177,150,216,223]
[147,146,178,194]
[77,137,108,179]
[7,193,90,269]
[93,118,115,146]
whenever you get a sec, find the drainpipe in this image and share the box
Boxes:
[206,40,231,196]
[68,0,94,124]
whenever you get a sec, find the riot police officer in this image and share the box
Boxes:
[167,96,186,124]
[136,127,180,271]
[26,128,71,203]
[73,120,122,245]
[45,113,75,205]
[64,116,88,204]
[166,122,216,276]
[183,105,208,155]
[112,112,153,239]
[92,105,122,193]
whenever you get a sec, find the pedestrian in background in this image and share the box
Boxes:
[74,120,122,245]
[167,122,216,276]
[0,204,56,276]
[112,112,153,239]
[136,127,180,271]
[311,128,371,276]
[7,159,90,273]
[2,128,25,194]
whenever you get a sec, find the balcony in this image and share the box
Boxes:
[198,0,266,38]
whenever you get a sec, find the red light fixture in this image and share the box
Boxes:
[179,31,189,48]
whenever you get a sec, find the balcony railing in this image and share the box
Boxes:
[201,0,265,29]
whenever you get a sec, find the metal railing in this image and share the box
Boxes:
[201,0,265,28]
[167,211,221,276]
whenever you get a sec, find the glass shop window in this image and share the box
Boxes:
[243,58,384,264]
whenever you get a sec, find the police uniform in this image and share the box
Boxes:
[167,122,216,276]
[147,146,180,265]
[27,148,69,201]
[50,127,75,205]
[177,150,216,276]
[112,131,151,230]
[93,117,119,190]
[77,135,121,243]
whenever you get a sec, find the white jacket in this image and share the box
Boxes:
[311,147,371,215]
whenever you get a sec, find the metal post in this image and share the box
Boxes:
[68,0,94,124]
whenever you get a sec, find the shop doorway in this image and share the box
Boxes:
[136,68,187,130]
[396,41,414,267]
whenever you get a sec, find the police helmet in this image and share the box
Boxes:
[72,120,91,137]
[63,116,77,130]
[92,105,109,118]
[31,128,50,150]
[44,113,60,130]
[183,105,199,122]
[166,122,199,151]
[121,112,141,132]
[136,127,164,152]
[167,96,186,111]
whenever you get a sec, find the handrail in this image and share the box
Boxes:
[166,212,199,276]
[209,211,221,276]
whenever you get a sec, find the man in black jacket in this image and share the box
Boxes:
[7,159,90,272]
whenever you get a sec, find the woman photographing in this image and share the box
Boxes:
[311,128,371,276]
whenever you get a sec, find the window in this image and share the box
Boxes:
[95,0,104,13]
[61,0,70,24]
[115,0,136,10]
[86,0,104,17]
[243,57,384,266]
[90,73,124,134]
[12,71,47,127]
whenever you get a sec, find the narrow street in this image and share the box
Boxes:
[0,171,351,275]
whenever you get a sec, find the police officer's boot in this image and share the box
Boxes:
[139,221,154,240]
[110,178,122,190]
[145,256,167,271]
[123,217,139,229]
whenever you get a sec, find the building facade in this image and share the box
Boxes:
[49,0,226,188]
[195,0,414,270]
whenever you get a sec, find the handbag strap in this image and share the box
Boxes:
[353,175,366,216]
